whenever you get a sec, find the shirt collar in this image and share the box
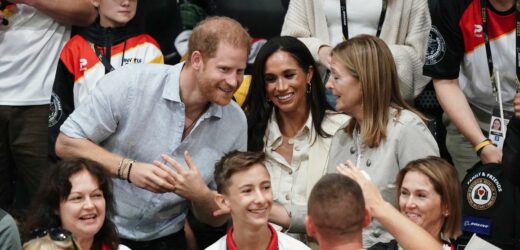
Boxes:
[161,62,183,103]
[265,110,314,149]
[161,62,223,119]
[225,224,278,250]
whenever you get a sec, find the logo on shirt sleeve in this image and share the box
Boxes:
[49,92,63,127]
[425,26,446,65]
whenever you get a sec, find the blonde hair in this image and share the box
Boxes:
[23,234,80,250]
[187,16,251,62]
[395,156,462,239]
[331,35,425,147]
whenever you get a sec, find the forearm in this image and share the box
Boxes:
[55,133,123,176]
[371,201,442,249]
[269,203,291,229]
[17,0,96,26]
[434,79,487,146]
[191,188,228,227]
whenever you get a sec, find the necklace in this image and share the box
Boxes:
[182,109,206,140]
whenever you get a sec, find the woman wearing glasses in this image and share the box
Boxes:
[23,228,79,250]
[25,159,128,250]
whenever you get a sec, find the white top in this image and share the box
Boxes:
[265,111,313,211]
[0,4,70,105]
[281,0,432,100]
[323,0,382,45]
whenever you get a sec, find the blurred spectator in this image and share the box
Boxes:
[503,93,520,186]
[48,0,163,164]
[0,208,22,250]
[423,0,516,178]
[281,0,431,104]
[0,0,96,219]
[23,228,79,250]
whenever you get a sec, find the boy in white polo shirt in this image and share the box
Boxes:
[207,151,309,250]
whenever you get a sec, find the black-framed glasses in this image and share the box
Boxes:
[31,227,73,241]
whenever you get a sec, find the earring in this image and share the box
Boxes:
[306,82,311,94]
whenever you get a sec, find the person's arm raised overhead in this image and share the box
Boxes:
[11,0,96,26]
[337,161,442,250]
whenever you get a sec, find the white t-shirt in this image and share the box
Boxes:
[0,4,70,105]
[323,0,383,45]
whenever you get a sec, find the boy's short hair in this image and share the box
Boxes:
[213,150,266,194]
[187,16,251,62]
[308,174,365,236]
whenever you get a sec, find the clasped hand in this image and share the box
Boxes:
[130,151,208,200]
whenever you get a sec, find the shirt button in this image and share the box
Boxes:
[366,159,372,167]
[294,146,300,151]
[288,170,293,175]
[285,194,290,200]
[288,138,294,145]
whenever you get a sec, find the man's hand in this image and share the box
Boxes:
[130,161,177,193]
[480,144,502,164]
[154,151,209,201]
[514,93,520,119]
[212,197,231,217]
[317,45,332,69]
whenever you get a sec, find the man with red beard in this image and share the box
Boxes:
[55,16,251,250]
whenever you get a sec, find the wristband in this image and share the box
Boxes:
[474,139,492,156]
[127,160,135,183]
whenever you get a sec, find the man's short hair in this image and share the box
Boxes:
[213,150,266,194]
[308,174,365,235]
[187,16,251,62]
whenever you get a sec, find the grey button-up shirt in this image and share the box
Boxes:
[61,62,247,240]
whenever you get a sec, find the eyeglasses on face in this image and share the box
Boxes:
[31,227,73,241]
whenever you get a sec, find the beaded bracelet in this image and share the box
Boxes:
[117,158,125,179]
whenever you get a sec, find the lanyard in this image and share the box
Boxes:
[480,0,520,94]
[93,45,115,74]
[340,0,387,40]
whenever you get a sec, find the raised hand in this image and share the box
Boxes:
[154,151,209,200]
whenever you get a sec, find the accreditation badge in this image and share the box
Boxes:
[488,107,513,150]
